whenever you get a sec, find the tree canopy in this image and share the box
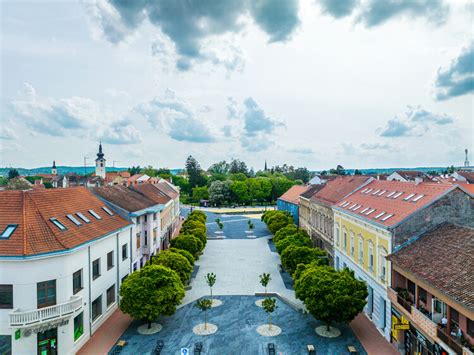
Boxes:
[294,264,368,330]
[152,250,193,285]
[280,245,328,276]
[170,234,202,257]
[274,233,312,254]
[119,265,185,327]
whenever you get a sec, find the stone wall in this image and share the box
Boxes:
[393,189,473,248]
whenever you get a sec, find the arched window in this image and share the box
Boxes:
[335,225,340,246]
[350,232,355,257]
[368,241,374,272]
[378,246,388,282]
[358,235,364,264]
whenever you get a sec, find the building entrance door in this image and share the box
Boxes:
[37,328,58,355]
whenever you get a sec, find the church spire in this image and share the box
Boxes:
[264,159,268,172]
[96,141,104,160]
[52,160,57,175]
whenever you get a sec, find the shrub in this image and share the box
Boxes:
[169,247,195,266]
[267,212,294,234]
[273,225,298,243]
[275,233,312,254]
[171,235,201,257]
[280,245,328,276]
[152,250,193,285]
[188,210,207,223]
[261,210,279,223]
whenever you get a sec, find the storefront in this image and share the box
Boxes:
[391,307,446,355]
[37,328,57,355]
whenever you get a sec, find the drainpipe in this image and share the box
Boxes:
[116,233,120,304]
[88,246,92,338]
[129,224,133,272]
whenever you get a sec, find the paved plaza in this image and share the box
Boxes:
[111,209,367,354]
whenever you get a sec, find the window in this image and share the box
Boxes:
[91,296,102,321]
[343,230,347,250]
[0,285,13,309]
[136,233,141,249]
[377,190,386,196]
[404,193,415,201]
[371,189,380,195]
[144,215,147,222]
[350,232,355,257]
[37,280,56,308]
[73,269,83,294]
[50,218,67,231]
[386,191,396,198]
[107,251,114,270]
[339,200,347,206]
[374,212,385,219]
[102,206,114,216]
[378,251,387,281]
[74,312,84,341]
[365,189,372,194]
[137,216,140,224]
[88,210,102,220]
[368,243,374,272]
[348,203,357,210]
[76,212,90,223]
[365,208,376,216]
[106,285,115,307]
[358,237,364,263]
[122,244,128,260]
[392,192,403,199]
[360,207,369,214]
[468,319,474,337]
[381,214,394,221]
[92,258,101,280]
[412,194,425,202]
[144,231,148,246]
[352,205,362,212]
[1,225,17,239]
[360,188,368,193]
[335,226,340,246]
[67,214,82,226]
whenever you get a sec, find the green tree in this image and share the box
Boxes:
[229,172,247,181]
[208,161,230,175]
[170,235,201,257]
[273,225,298,243]
[208,180,231,206]
[266,212,294,234]
[172,175,191,195]
[142,165,158,177]
[128,166,141,175]
[186,155,207,188]
[169,247,195,266]
[229,158,248,175]
[188,210,207,223]
[259,273,271,294]
[181,219,207,246]
[229,180,250,204]
[119,265,185,328]
[192,186,209,202]
[205,272,217,301]
[286,167,311,183]
[271,177,295,200]
[247,177,272,202]
[262,298,277,330]
[294,265,368,331]
[275,233,312,254]
[280,245,328,276]
[152,250,193,285]
[195,298,213,330]
[0,176,8,186]
[6,178,31,190]
[354,169,362,175]
[8,169,19,180]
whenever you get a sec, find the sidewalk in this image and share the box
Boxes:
[77,309,132,355]
[350,314,399,355]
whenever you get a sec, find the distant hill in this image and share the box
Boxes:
[0,166,184,177]
[336,167,447,175]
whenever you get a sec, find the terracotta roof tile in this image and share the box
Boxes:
[278,185,308,204]
[334,180,455,227]
[300,184,325,199]
[388,224,474,310]
[92,185,157,212]
[0,187,131,257]
[457,171,474,183]
[310,176,373,206]
[131,183,171,204]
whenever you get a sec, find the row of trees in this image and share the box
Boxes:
[119,210,208,328]
[261,210,368,331]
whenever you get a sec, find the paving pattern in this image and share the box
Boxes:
[112,209,366,355]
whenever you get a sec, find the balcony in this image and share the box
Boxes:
[141,244,150,255]
[388,287,413,314]
[9,296,83,328]
[437,327,463,355]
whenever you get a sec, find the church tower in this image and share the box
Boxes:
[95,142,106,179]
[264,160,268,172]
[51,161,57,175]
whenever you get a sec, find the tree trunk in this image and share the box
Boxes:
[268,314,272,330]
[148,321,152,329]
[326,322,331,332]
[210,287,213,301]
[204,310,207,330]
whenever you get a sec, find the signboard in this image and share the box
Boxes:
[181,348,189,355]
[15,329,21,340]
[394,324,410,330]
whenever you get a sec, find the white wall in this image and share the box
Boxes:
[0,226,132,355]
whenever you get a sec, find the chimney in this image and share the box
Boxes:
[415,177,423,185]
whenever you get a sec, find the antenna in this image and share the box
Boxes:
[83,157,91,176]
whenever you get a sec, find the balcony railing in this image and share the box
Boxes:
[9,296,83,327]
[397,294,413,313]
[437,327,463,355]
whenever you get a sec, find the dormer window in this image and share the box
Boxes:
[102,206,114,216]
[365,208,376,216]
[392,192,403,199]
[386,191,396,198]
[377,190,386,196]
[1,224,17,239]
[374,212,385,219]
[371,189,380,195]
[76,212,90,223]
[404,193,415,201]
[67,214,82,226]
[412,194,425,202]
[50,218,67,231]
[381,214,394,221]
[89,210,102,220]
[359,207,369,214]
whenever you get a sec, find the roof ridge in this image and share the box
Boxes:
[22,191,27,255]
[26,190,69,250]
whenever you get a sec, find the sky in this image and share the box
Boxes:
[0,0,473,171]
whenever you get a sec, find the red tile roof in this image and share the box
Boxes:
[93,185,157,212]
[131,183,172,205]
[278,185,308,204]
[457,171,474,183]
[388,223,474,310]
[300,184,325,200]
[155,180,179,200]
[310,176,373,206]
[334,180,456,227]
[128,174,144,183]
[0,187,131,257]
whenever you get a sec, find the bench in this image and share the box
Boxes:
[152,340,164,355]
[194,342,203,354]
[347,345,358,354]
[268,342,275,355]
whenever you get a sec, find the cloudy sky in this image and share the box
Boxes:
[1,0,473,170]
